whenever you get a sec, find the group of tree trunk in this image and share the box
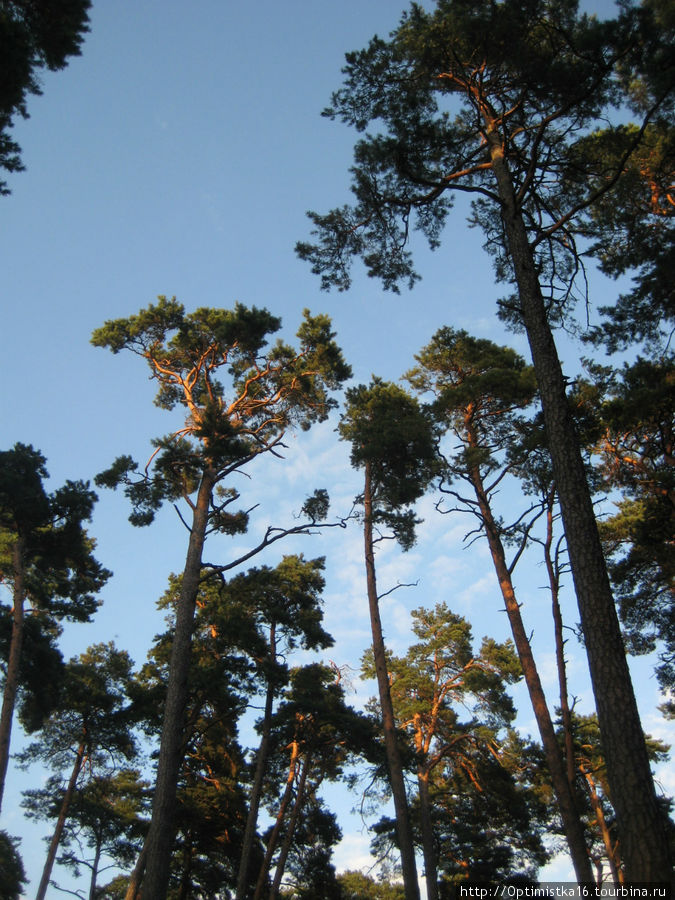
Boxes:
[297,0,674,886]
[1,0,673,895]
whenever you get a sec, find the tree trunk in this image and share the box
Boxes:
[581,763,623,885]
[88,836,103,900]
[486,133,673,882]
[236,627,278,900]
[543,494,577,792]
[467,459,593,883]
[269,752,312,900]
[0,537,26,814]
[417,766,439,900]
[36,736,87,900]
[131,467,217,900]
[254,738,300,900]
[124,841,147,900]
[363,462,421,900]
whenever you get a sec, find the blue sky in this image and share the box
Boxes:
[1,1,671,895]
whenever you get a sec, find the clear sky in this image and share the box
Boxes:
[2,1,671,896]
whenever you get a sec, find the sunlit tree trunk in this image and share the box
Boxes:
[269,752,312,899]
[254,737,300,900]
[581,763,623,885]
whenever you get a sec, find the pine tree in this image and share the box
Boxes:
[339,380,436,900]
[0,443,110,813]
[92,298,350,897]
[297,1,673,876]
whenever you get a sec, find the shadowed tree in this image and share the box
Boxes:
[584,357,675,701]
[92,297,350,898]
[19,643,138,900]
[254,663,374,900]
[23,769,148,900]
[0,0,91,193]
[297,0,673,878]
[0,830,26,900]
[0,443,110,814]
[224,556,336,900]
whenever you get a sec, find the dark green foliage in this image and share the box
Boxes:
[565,712,673,872]
[278,801,343,900]
[133,559,340,898]
[576,123,675,353]
[585,357,675,693]
[0,830,26,899]
[0,0,91,193]
[336,870,406,900]
[0,607,62,730]
[429,736,551,884]
[135,601,253,897]
[18,642,138,775]
[339,379,437,549]
[205,554,335,668]
[23,769,148,889]
[269,663,377,776]
[19,644,139,896]
[0,443,110,622]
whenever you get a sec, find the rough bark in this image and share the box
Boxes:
[0,537,25,814]
[35,736,87,900]
[363,462,421,900]
[486,131,672,882]
[236,626,278,900]
[131,467,217,899]
[467,454,593,883]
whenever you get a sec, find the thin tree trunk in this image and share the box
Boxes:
[177,835,194,900]
[236,627,278,900]
[269,752,312,900]
[363,462,421,900]
[253,738,300,900]
[132,468,217,900]
[467,458,593,883]
[543,493,577,791]
[88,837,103,900]
[0,537,25,814]
[417,766,439,900]
[486,131,673,882]
[581,763,623,885]
[35,737,87,900]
